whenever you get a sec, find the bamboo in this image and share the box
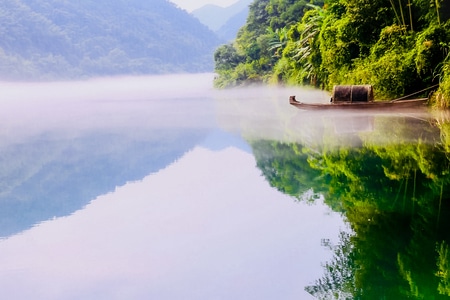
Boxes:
[411,169,416,215]
[403,175,409,212]
[407,0,413,31]
[391,83,439,101]
[398,0,406,28]
[389,0,402,27]
[437,181,443,227]
[436,0,441,25]
[392,178,405,210]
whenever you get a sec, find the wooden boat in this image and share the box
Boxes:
[289,95,429,110]
[289,85,430,110]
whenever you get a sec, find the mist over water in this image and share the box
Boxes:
[0,73,339,146]
[0,73,216,101]
[213,83,433,147]
[0,73,436,299]
[0,74,218,142]
[0,74,348,299]
[0,73,433,148]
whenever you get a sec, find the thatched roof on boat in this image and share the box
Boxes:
[332,85,374,103]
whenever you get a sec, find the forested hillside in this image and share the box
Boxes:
[214,0,450,106]
[0,0,222,80]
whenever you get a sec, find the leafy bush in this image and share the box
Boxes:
[434,61,450,108]
[415,24,450,82]
[214,0,318,88]
[214,0,450,104]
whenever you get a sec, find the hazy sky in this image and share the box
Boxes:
[169,0,240,12]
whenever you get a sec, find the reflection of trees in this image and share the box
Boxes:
[305,231,357,299]
[250,119,450,299]
[251,140,327,203]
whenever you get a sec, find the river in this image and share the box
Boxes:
[0,73,447,299]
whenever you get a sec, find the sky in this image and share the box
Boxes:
[169,0,240,12]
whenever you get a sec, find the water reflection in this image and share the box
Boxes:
[0,75,344,299]
[0,130,209,237]
[240,106,450,298]
[250,137,450,298]
[3,74,447,298]
[0,145,343,299]
[0,74,217,238]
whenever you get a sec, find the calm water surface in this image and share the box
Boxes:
[0,74,448,299]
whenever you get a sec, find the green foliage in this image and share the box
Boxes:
[415,24,450,79]
[249,115,450,298]
[351,50,417,98]
[436,241,450,296]
[435,66,450,108]
[215,0,450,102]
[342,0,394,51]
[305,231,357,299]
[273,4,325,86]
[267,27,289,58]
[267,0,310,29]
[214,0,321,87]
[250,140,326,201]
[214,44,245,71]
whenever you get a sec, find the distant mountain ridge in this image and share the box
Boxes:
[0,0,222,80]
[216,8,249,41]
[192,0,252,41]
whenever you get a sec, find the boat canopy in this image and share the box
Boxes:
[332,85,374,103]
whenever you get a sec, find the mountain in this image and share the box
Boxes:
[216,8,249,41]
[0,0,222,80]
[192,0,252,39]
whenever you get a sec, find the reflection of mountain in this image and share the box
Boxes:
[201,128,251,153]
[0,128,209,238]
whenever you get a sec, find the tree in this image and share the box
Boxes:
[214,44,244,71]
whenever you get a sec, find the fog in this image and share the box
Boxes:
[0,73,438,299]
[213,85,434,147]
[0,74,218,143]
[0,73,333,146]
[0,73,435,148]
[0,73,347,299]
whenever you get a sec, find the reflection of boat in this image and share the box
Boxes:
[289,85,429,110]
[333,116,374,134]
[289,95,428,110]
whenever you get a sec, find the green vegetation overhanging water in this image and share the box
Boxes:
[214,0,450,108]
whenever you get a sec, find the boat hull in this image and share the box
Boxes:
[289,97,428,110]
